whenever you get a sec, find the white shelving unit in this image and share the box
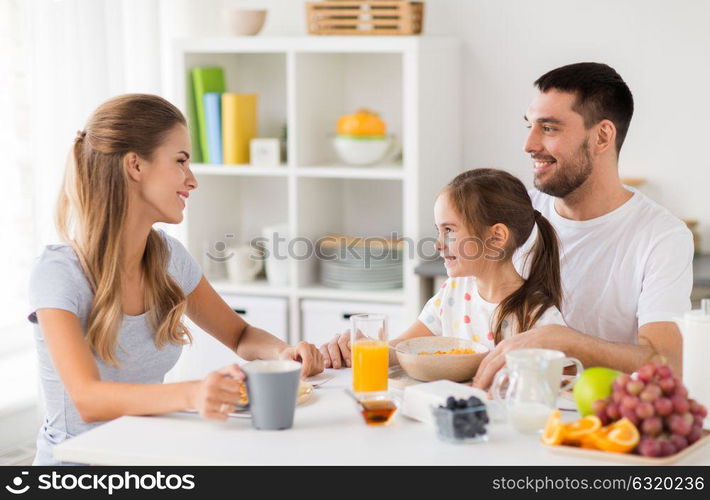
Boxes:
[165,36,461,348]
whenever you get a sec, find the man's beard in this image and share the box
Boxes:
[533,139,593,198]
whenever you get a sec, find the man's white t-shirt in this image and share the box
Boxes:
[514,187,694,345]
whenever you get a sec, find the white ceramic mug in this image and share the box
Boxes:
[261,223,290,286]
[226,244,263,283]
[534,348,584,396]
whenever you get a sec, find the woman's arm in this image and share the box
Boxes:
[185,276,323,376]
[36,308,244,422]
[185,276,286,360]
[320,320,435,369]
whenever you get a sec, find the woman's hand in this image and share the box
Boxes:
[190,364,246,421]
[279,341,324,377]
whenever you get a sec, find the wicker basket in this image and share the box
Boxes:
[306,1,424,36]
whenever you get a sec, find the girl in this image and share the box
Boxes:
[321,168,566,366]
[28,94,323,465]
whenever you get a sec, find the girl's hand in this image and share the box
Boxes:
[320,320,433,369]
[279,341,324,377]
[190,364,246,421]
[320,329,372,369]
[320,331,352,369]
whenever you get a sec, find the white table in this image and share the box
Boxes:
[54,369,710,465]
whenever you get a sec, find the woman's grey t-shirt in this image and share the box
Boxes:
[27,229,202,465]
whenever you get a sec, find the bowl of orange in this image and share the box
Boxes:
[334,109,399,166]
[332,136,395,166]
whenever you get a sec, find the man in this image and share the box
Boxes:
[473,62,693,388]
[320,63,693,389]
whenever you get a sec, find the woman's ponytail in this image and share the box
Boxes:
[55,94,191,366]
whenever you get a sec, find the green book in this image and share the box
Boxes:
[186,74,203,163]
[190,67,226,164]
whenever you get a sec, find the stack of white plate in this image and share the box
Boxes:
[319,239,403,290]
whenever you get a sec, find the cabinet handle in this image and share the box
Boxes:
[342,312,364,320]
[232,309,247,315]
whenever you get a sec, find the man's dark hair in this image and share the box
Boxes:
[534,62,634,155]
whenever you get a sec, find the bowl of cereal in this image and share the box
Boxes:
[395,337,489,382]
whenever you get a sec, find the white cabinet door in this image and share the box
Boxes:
[301,299,406,346]
[165,294,288,382]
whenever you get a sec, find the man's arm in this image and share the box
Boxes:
[472,321,681,390]
[476,224,691,389]
[545,322,680,374]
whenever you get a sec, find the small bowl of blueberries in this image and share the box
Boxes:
[432,396,489,444]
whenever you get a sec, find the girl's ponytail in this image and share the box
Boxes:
[491,210,562,343]
[528,210,562,313]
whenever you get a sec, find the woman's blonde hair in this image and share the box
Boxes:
[56,93,192,365]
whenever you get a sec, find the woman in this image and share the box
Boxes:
[28,94,323,465]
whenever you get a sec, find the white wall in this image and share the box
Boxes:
[456,0,710,251]
[34,0,708,248]
[242,0,709,251]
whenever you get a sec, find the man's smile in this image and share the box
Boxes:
[533,156,556,173]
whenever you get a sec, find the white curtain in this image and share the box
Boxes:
[0,1,34,342]
[0,0,251,433]
[0,0,179,432]
[28,0,165,247]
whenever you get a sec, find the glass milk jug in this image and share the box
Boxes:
[491,349,556,434]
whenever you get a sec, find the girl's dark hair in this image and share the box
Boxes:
[445,168,562,344]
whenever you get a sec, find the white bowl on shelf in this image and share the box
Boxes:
[332,135,397,166]
[223,8,267,36]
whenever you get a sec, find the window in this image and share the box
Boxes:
[0,0,38,417]
[0,0,35,346]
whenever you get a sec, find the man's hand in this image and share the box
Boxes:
[473,322,683,390]
[473,325,564,390]
[279,341,324,377]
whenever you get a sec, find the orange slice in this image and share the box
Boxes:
[541,410,565,446]
[595,418,639,453]
[580,428,609,450]
[563,415,602,446]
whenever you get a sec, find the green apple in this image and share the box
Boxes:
[573,367,621,416]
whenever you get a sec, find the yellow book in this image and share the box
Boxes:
[221,93,258,164]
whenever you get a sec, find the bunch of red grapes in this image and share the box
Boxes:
[592,363,707,457]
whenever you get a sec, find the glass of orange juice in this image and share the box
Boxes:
[351,313,389,396]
